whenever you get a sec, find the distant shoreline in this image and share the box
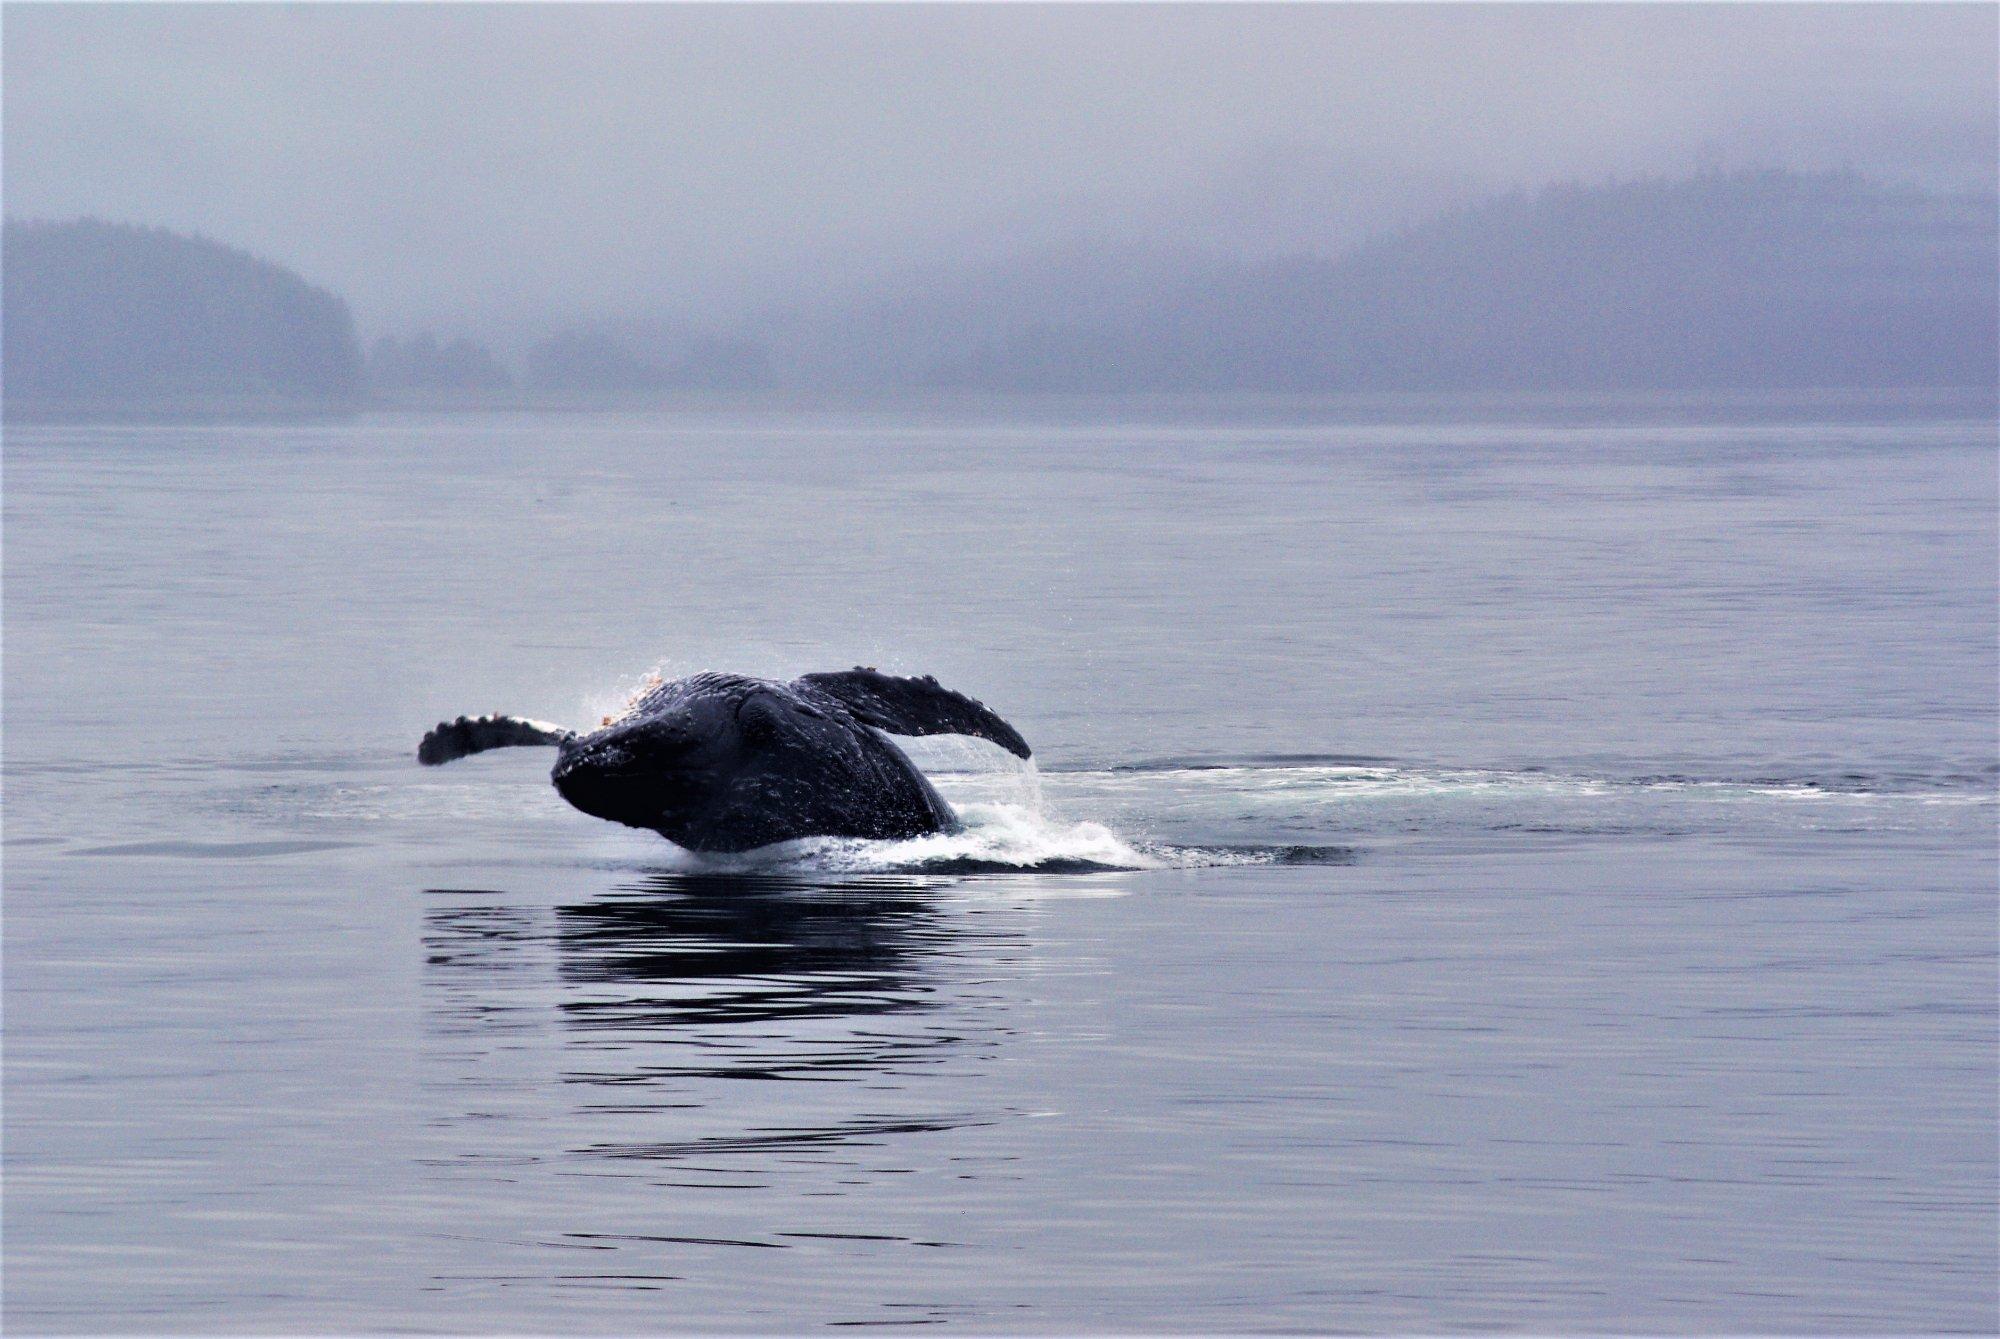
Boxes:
[2,393,365,426]
[7,384,1994,429]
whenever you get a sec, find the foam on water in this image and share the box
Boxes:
[645,800,1156,875]
[1046,759,1999,806]
[626,801,1351,876]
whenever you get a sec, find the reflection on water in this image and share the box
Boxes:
[555,874,941,1033]
[407,869,1076,1313]
[422,872,1020,1179]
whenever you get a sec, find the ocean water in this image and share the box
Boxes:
[4,395,1995,1332]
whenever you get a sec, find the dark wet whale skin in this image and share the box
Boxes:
[543,670,1029,853]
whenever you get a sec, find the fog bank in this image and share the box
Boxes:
[7,4,1994,340]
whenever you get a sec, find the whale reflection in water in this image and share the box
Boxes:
[422,871,1022,1173]
[556,873,944,1034]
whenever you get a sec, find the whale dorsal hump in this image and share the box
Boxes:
[797,668,1031,760]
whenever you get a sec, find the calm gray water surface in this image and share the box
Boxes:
[5,398,1996,1332]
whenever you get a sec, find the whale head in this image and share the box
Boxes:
[550,709,719,839]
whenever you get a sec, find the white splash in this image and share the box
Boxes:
[581,664,672,729]
[649,800,1157,875]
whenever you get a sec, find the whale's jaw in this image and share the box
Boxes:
[550,734,703,836]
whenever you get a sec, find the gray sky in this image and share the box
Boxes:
[7,3,1995,338]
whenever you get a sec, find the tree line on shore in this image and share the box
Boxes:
[5,168,1993,417]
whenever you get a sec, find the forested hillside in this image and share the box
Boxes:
[913,171,1998,393]
[3,218,363,415]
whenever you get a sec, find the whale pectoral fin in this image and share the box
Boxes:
[418,715,573,765]
[797,668,1032,759]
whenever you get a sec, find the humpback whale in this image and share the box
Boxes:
[418,668,1031,853]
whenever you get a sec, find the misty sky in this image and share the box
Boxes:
[7,3,1995,339]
